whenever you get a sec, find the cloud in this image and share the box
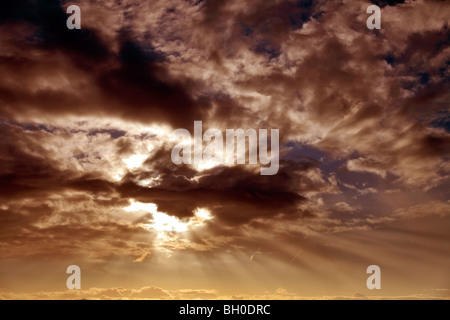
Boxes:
[0,1,210,128]
[1,286,449,300]
[347,158,387,178]
[0,0,448,298]
[392,200,450,219]
[118,162,312,224]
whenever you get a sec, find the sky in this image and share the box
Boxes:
[0,0,449,300]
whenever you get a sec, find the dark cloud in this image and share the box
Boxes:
[96,39,209,128]
[0,124,66,200]
[0,120,320,232]
[118,162,311,225]
[370,0,405,8]
[0,0,211,128]
[0,0,109,67]
[0,123,118,200]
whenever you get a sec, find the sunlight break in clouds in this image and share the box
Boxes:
[125,200,212,244]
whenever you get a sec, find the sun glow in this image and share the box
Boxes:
[194,157,222,171]
[123,154,147,169]
[194,208,212,220]
[124,201,213,242]
[125,201,158,213]
[151,212,188,232]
